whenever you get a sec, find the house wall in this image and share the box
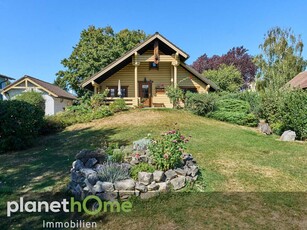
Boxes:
[98,54,209,108]
[2,87,73,115]
[43,94,55,115]
[54,97,73,114]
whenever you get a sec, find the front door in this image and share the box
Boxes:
[139,81,152,107]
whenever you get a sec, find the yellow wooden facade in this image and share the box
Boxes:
[97,50,210,108]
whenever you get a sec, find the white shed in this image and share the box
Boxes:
[1,75,77,115]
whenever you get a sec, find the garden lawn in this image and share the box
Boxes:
[0,109,306,229]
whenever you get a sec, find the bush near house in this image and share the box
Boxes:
[209,98,258,127]
[184,92,217,116]
[0,100,44,153]
[14,91,45,112]
[279,89,307,140]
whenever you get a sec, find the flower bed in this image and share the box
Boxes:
[68,130,199,201]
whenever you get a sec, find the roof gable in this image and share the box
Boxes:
[1,75,77,100]
[82,32,189,88]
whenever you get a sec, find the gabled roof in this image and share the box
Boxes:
[2,75,77,100]
[82,32,189,88]
[287,71,307,89]
[180,63,219,90]
[0,74,15,81]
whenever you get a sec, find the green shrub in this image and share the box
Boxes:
[166,86,184,108]
[109,99,128,112]
[111,149,124,163]
[209,98,258,126]
[97,161,130,183]
[185,92,217,116]
[90,89,109,108]
[41,116,65,135]
[91,106,113,119]
[0,100,44,153]
[14,91,45,112]
[148,130,190,171]
[279,90,307,140]
[130,163,155,180]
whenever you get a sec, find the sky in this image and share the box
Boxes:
[1,0,307,83]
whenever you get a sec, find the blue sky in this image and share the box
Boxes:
[1,0,307,83]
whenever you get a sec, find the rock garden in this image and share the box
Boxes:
[68,130,199,201]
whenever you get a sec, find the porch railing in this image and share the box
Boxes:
[105,97,139,107]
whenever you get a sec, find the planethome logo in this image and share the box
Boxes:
[7,195,132,217]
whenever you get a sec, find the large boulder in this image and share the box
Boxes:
[258,122,272,135]
[114,179,135,190]
[138,172,153,185]
[280,130,296,141]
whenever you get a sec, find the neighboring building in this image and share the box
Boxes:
[1,75,77,115]
[82,32,218,108]
[0,74,15,100]
[287,71,307,90]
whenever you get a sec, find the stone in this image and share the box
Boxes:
[157,182,170,192]
[72,184,84,200]
[84,179,95,194]
[138,172,153,185]
[85,158,98,168]
[135,182,148,193]
[71,171,84,183]
[140,191,159,199]
[95,181,114,192]
[153,170,165,182]
[185,160,196,167]
[87,173,99,185]
[190,165,199,177]
[72,160,84,171]
[80,168,96,177]
[93,184,103,193]
[98,191,118,201]
[118,190,135,200]
[165,170,177,180]
[148,181,159,191]
[114,179,135,190]
[134,190,140,196]
[258,122,272,135]
[175,168,187,176]
[280,130,296,141]
[170,176,186,190]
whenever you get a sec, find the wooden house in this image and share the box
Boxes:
[82,32,218,107]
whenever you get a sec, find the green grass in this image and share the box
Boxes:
[0,109,306,229]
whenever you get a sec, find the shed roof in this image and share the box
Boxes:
[2,75,77,100]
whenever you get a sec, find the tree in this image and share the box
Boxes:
[191,46,257,87]
[55,26,148,96]
[254,27,307,90]
[203,64,243,92]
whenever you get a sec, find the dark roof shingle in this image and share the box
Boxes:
[288,71,307,89]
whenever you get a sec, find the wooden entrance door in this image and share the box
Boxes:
[139,81,152,107]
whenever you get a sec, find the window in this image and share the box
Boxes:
[180,87,198,94]
[107,86,128,97]
[149,62,159,70]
